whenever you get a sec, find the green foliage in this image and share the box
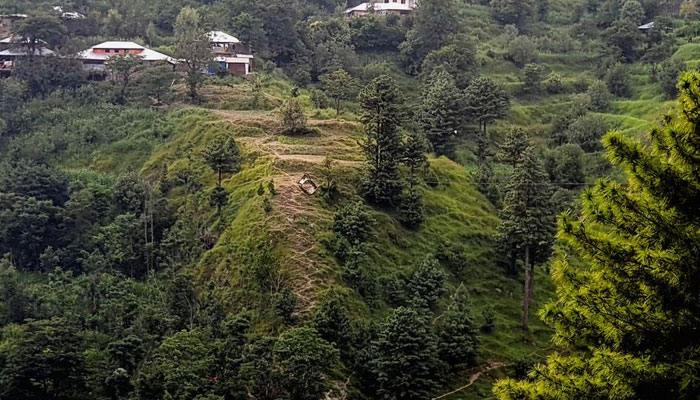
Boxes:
[312,291,351,346]
[435,241,469,274]
[543,73,565,94]
[333,201,375,244]
[521,63,545,94]
[566,114,609,152]
[407,257,447,308]
[0,318,87,400]
[12,57,87,99]
[654,58,686,99]
[273,327,339,400]
[499,126,531,168]
[437,285,480,370]
[544,144,586,188]
[320,69,355,117]
[137,64,177,105]
[398,186,425,229]
[418,70,464,157]
[605,63,631,98]
[587,79,612,112]
[137,329,216,400]
[174,7,212,101]
[202,134,241,186]
[481,305,496,333]
[106,54,144,104]
[464,77,510,161]
[359,76,405,205]
[420,42,477,88]
[497,147,556,329]
[475,161,502,207]
[349,15,405,52]
[274,286,298,324]
[399,0,461,74]
[279,98,310,135]
[494,70,700,400]
[490,0,535,27]
[12,15,67,52]
[507,36,538,68]
[374,307,440,400]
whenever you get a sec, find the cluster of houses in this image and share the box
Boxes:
[0,13,253,78]
[0,0,422,79]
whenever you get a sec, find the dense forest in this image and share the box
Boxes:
[1,0,700,399]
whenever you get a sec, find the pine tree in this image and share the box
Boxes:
[320,69,355,117]
[437,284,480,371]
[418,70,464,157]
[497,147,556,331]
[464,77,510,163]
[400,131,430,228]
[359,75,405,205]
[494,71,700,400]
[202,134,241,187]
[498,126,530,168]
[373,307,440,400]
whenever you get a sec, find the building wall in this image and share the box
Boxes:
[227,63,248,76]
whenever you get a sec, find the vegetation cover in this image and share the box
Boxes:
[1,0,700,399]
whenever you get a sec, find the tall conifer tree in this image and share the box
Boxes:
[497,147,556,330]
[495,72,700,399]
[359,75,405,206]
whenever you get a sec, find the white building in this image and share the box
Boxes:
[345,0,417,17]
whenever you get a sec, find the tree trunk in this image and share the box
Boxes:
[522,245,531,331]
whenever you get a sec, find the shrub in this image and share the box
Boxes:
[274,286,298,324]
[567,114,609,152]
[587,79,611,112]
[481,305,496,332]
[507,36,538,68]
[407,257,447,308]
[279,98,311,135]
[544,73,565,94]
[436,242,469,274]
[604,64,630,98]
[332,202,375,244]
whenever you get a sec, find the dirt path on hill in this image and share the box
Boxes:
[432,362,511,400]
[211,108,362,311]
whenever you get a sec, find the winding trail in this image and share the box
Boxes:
[432,362,511,400]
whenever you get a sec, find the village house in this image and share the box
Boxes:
[0,36,55,76]
[344,0,417,18]
[206,31,254,76]
[76,41,176,75]
[0,13,26,37]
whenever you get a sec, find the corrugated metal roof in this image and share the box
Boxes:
[77,42,176,63]
[206,31,241,44]
[0,48,55,56]
[92,41,145,49]
[345,1,414,13]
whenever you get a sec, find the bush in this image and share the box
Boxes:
[436,242,469,274]
[587,79,611,112]
[332,202,375,244]
[279,98,312,135]
[407,257,447,308]
[654,59,686,99]
[274,286,298,324]
[481,305,496,332]
[605,64,630,98]
[567,114,609,152]
[507,36,538,68]
[521,63,544,93]
[544,73,565,94]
